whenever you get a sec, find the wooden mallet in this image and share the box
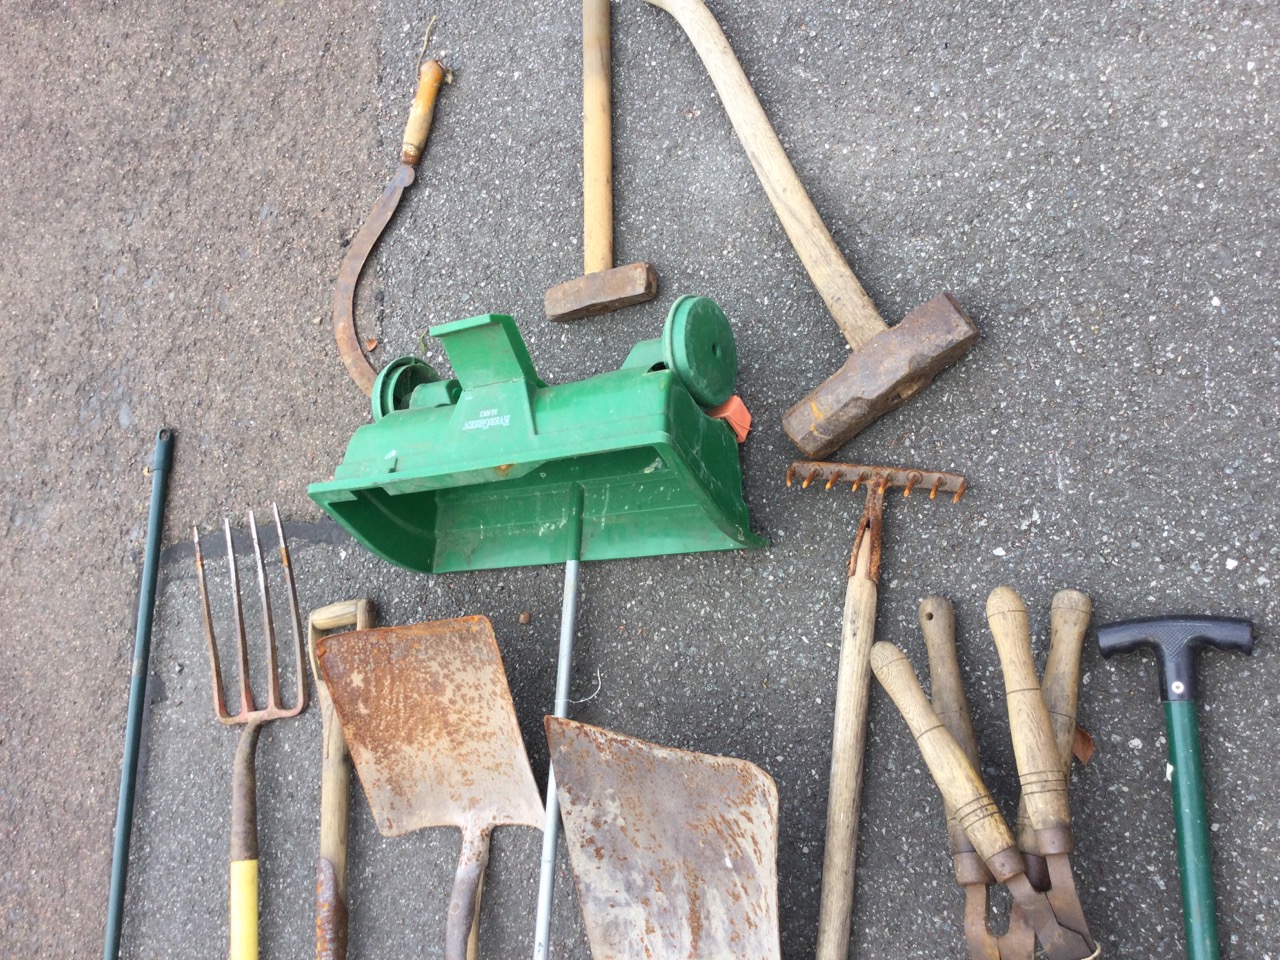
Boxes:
[545,0,658,323]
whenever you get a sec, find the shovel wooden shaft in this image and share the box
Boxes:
[815,533,876,960]
[583,0,612,273]
[309,599,375,960]
[445,828,491,960]
[641,0,885,349]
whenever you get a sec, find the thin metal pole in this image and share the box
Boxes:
[103,428,174,960]
[533,486,584,960]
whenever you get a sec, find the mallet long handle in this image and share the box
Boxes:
[870,643,1024,882]
[815,533,876,960]
[987,587,1071,838]
[642,0,886,349]
[583,0,613,274]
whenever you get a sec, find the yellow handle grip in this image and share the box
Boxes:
[401,61,447,166]
[229,858,259,960]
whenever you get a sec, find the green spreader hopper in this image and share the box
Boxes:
[309,296,766,573]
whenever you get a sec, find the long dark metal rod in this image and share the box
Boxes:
[103,428,174,960]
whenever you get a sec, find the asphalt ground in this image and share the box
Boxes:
[2,1,1277,958]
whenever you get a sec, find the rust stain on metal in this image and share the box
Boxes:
[316,618,542,837]
[546,718,781,960]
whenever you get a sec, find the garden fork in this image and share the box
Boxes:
[194,504,308,960]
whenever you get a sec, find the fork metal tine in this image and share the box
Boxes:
[197,507,309,724]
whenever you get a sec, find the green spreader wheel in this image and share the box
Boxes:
[371,356,441,420]
[662,295,738,407]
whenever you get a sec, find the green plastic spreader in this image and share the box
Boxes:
[309,296,766,573]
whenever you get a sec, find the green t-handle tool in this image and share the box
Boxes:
[1096,615,1254,960]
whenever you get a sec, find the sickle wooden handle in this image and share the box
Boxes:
[986,587,1071,839]
[919,597,994,886]
[640,0,885,349]
[401,61,447,166]
[871,642,1025,883]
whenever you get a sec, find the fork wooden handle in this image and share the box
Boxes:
[230,722,263,960]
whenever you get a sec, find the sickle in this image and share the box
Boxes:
[334,60,446,396]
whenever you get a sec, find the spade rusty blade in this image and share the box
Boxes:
[318,617,542,960]
[545,718,781,960]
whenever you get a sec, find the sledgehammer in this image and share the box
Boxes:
[1097,615,1255,960]
[642,0,978,458]
[545,0,658,322]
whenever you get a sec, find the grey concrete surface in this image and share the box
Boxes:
[2,0,1277,958]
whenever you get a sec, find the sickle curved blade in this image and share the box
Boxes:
[333,163,416,396]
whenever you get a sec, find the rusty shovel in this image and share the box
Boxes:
[317,617,544,960]
[545,718,781,960]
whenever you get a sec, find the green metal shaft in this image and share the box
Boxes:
[104,428,173,960]
[1165,699,1220,960]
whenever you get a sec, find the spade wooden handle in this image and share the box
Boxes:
[401,61,447,166]
[986,587,1071,839]
[640,0,885,349]
[308,599,375,960]
[871,642,1024,883]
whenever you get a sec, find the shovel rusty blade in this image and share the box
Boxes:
[316,617,543,837]
[546,718,781,960]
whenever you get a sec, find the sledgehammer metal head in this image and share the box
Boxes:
[783,293,979,459]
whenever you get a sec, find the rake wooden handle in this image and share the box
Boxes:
[871,642,1026,883]
[309,599,375,960]
[641,0,885,349]
[987,587,1071,839]
[583,0,612,274]
[815,532,877,960]
[401,61,447,166]
[919,597,995,886]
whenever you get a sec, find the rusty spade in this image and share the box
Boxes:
[317,617,544,960]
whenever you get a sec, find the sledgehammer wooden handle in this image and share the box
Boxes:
[642,0,886,349]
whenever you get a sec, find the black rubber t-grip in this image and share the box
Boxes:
[1096,616,1254,702]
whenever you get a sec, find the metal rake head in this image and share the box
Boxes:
[193,503,308,725]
